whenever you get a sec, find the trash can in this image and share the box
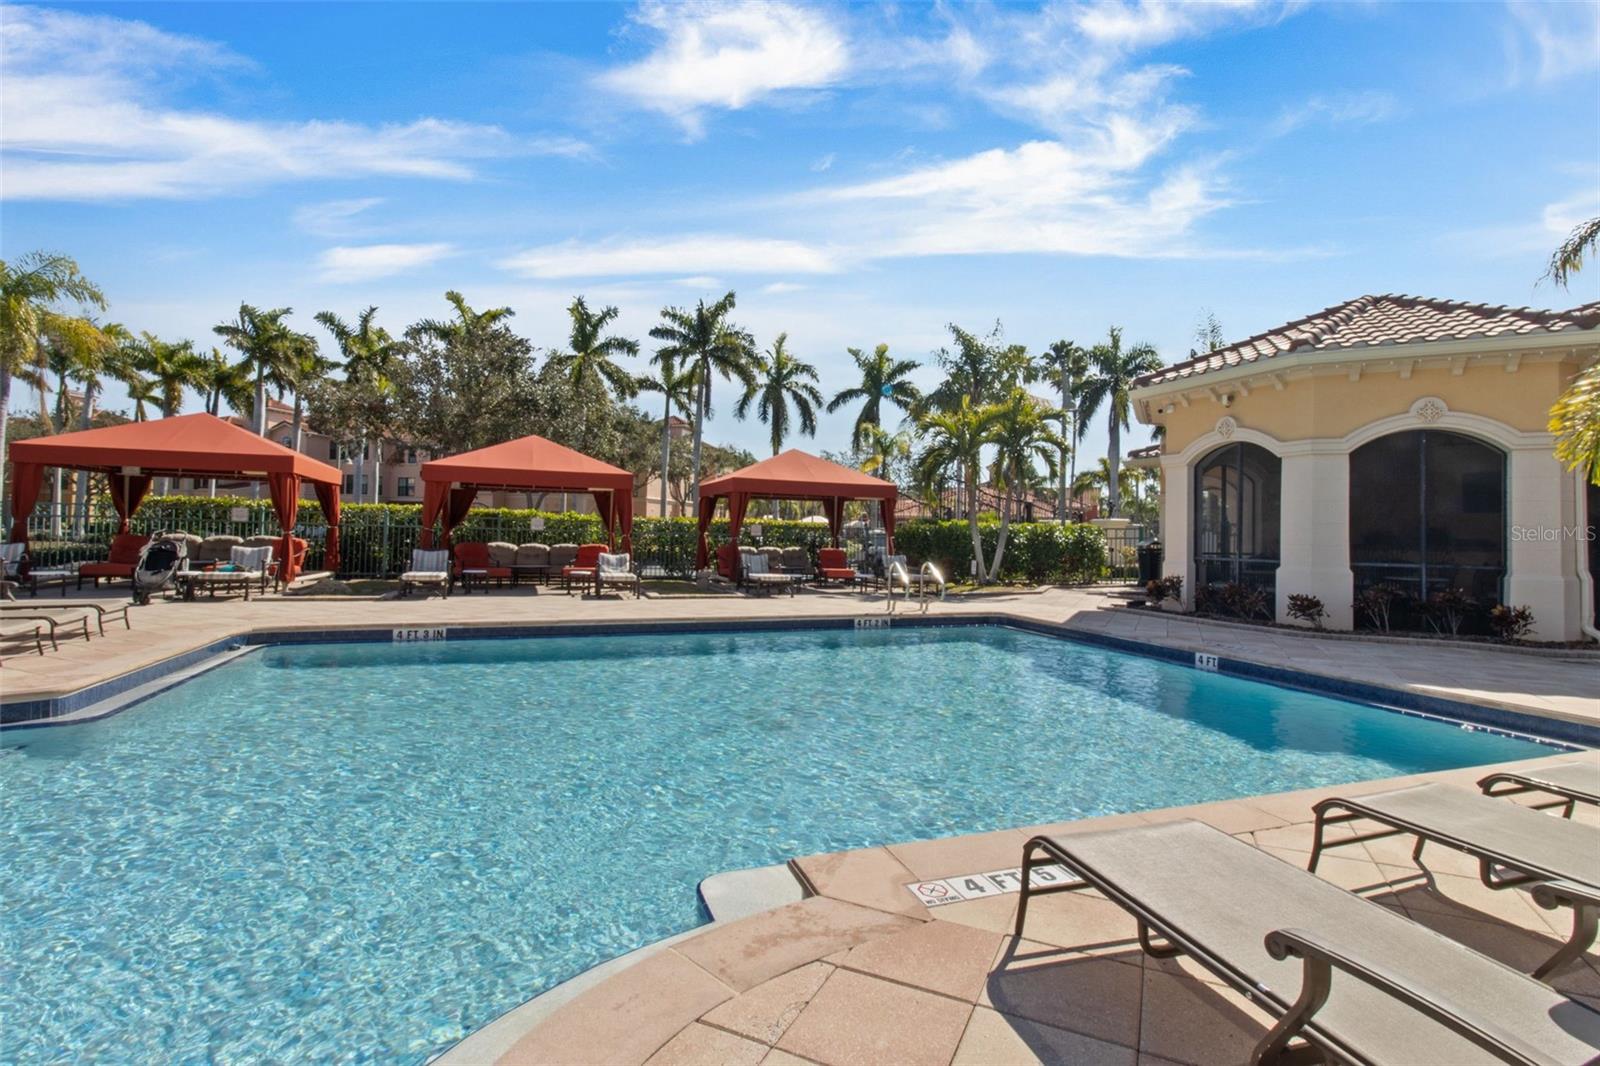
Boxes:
[1137,540,1163,585]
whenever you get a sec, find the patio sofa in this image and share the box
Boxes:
[176,544,273,600]
[1013,819,1600,1065]
[77,533,150,588]
[513,543,551,585]
[742,552,798,597]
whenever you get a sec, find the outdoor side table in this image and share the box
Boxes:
[24,569,74,598]
[459,568,488,594]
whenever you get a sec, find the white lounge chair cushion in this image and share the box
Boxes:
[230,545,273,572]
[0,542,24,575]
[400,572,448,584]
[597,553,631,574]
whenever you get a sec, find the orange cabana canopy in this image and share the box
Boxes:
[694,449,898,568]
[7,412,343,579]
[419,434,635,551]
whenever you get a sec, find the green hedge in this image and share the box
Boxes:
[894,519,1106,584]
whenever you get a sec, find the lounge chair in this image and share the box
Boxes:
[596,552,641,598]
[1015,819,1600,1065]
[817,547,856,585]
[176,544,272,600]
[0,607,92,650]
[77,533,150,588]
[0,616,46,657]
[742,552,796,596]
[1,542,26,581]
[1,600,131,636]
[1309,781,1600,978]
[1480,763,1600,817]
[548,543,579,583]
[399,549,451,598]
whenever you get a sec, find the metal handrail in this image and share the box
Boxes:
[886,559,910,614]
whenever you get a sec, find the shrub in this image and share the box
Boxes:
[1146,574,1183,604]
[893,520,1105,585]
[1286,593,1327,628]
[1221,581,1271,620]
[1145,578,1165,603]
[1487,604,1535,643]
[1353,584,1402,632]
[1422,587,1475,636]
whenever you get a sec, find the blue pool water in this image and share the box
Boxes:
[1,625,1555,1063]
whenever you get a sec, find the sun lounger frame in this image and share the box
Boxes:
[1016,826,1584,1066]
[1478,764,1600,819]
[1309,787,1600,979]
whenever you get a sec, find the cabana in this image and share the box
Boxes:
[7,412,342,582]
[418,434,635,551]
[694,450,898,569]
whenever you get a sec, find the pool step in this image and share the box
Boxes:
[697,862,808,922]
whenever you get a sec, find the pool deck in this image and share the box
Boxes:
[5,582,1599,1064]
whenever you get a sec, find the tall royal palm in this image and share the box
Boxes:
[737,333,824,457]
[316,306,403,387]
[649,292,756,514]
[0,252,104,515]
[132,333,203,418]
[825,343,921,451]
[198,347,253,417]
[636,353,697,517]
[1076,327,1162,518]
[1032,339,1088,522]
[549,297,639,450]
[213,304,294,435]
[413,290,514,345]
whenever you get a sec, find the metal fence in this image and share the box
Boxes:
[1100,523,1147,584]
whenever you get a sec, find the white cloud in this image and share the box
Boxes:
[810,152,837,173]
[0,5,585,201]
[1271,90,1400,136]
[597,1,848,137]
[316,243,456,283]
[292,197,385,237]
[500,236,839,278]
[1505,1,1600,84]
[762,281,807,294]
[1073,0,1278,48]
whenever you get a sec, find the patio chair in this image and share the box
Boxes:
[1014,819,1600,1065]
[548,543,579,580]
[1308,781,1600,978]
[452,541,513,593]
[514,543,552,585]
[562,543,606,595]
[242,534,306,588]
[816,547,856,585]
[779,546,814,581]
[1,542,26,581]
[399,549,451,598]
[1479,763,1600,817]
[596,552,641,598]
[715,542,741,582]
[742,552,796,597]
[77,533,150,588]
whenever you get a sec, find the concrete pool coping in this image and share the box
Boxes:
[462,748,1600,1066]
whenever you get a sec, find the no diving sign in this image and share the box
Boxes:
[906,863,1076,907]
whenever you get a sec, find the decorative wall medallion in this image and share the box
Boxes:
[1411,397,1447,424]
[1216,416,1237,439]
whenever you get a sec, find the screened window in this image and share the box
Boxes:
[1193,442,1281,594]
[1349,429,1505,609]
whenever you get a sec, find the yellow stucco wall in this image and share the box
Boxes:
[1152,357,1584,454]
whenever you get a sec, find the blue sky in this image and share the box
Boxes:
[2,0,1597,464]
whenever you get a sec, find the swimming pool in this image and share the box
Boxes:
[1,624,1557,1062]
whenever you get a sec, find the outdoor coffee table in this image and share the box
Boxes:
[174,568,260,601]
[22,569,74,598]
[459,568,488,594]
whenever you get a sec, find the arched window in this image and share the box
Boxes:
[1349,430,1505,609]
[1193,443,1281,595]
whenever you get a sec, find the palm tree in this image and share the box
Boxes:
[132,334,203,419]
[825,343,921,450]
[413,290,514,345]
[914,397,997,582]
[1545,216,1600,288]
[126,376,160,421]
[736,333,823,456]
[198,347,252,417]
[213,304,295,435]
[985,388,1065,577]
[857,423,912,480]
[1551,361,1600,485]
[649,292,756,514]
[282,331,336,453]
[67,321,140,528]
[315,306,403,387]
[1076,327,1162,518]
[1,252,105,519]
[548,296,639,451]
[636,353,697,517]
[1031,339,1087,522]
